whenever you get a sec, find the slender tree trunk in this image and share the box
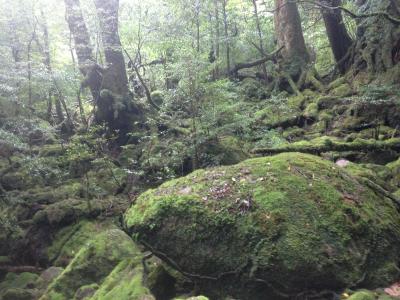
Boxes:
[54,92,65,125]
[213,0,220,79]
[64,0,102,102]
[27,37,33,109]
[46,91,53,124]
[194,0,201,53]
[37,11,73,132]
[320,0,353,74]
[222,0,230,73]
[274,0,309,78]
[251,0,268,82]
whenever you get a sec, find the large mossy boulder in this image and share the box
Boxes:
[125,153,400,298]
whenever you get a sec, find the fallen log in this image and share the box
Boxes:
[252,138,400,155]
[0,265,44,274]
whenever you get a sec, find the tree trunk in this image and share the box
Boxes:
[64,0,102,103]
[94,0,143,137]
[222,0,230,73]
[36,11,73,132]
[274,0,309,78]
[251,0,268,82]
[320,0,353,74]
[352,0,400,76]
[213,0,220,79]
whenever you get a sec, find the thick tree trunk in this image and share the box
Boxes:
[94,0,143,137]
[352,0,400,76]
[320,0,353,74]
[274,0,309,78]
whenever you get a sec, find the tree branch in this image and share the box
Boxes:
[297,0,400,25]
[230,47,283,75]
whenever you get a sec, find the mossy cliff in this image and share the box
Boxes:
[125,153,400,298]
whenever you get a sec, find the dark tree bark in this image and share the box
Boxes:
[274,0,310,78]
[320,0,353,74]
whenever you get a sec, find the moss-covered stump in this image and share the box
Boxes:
[40,228,153,300]
[125,153,400,298]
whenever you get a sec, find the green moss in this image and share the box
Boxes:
[41,228,142,300]
[173,297,209,300]
[328,77,347,89]
[90,259,154,300]
[281,127,305,140]
[239,78,266,100]
[1,288,36,300]
[39,144,64,157]
[0,272,39,291]
[287,94,305,109]
[0,256,10,264]
[201,136,249,166]
[348,290,376,300]
[304,103,318,118]
[125,153,400,297]
[330,83,353,97]
[150,90,164,106]
[47,220,114,267]
[387,158,400,188]
[33,196,128,226]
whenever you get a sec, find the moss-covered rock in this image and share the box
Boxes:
[330,83,353,97]
[90,259,154,300]
[0,272,38,290]
[36,267,64,291]
[32,197,128,227]
[147,264,176,300]
[1,288,37,300]
[125,153,400,298]
[387,158,400,188]
[47,221,114,267]
[0,272,39,300]
[304,103,318,119]
[40,228,151,300]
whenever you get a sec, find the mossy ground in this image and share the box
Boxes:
[125,152,400,298]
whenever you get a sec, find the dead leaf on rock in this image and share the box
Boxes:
[385,281,400,297]
[178,186,192,195]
